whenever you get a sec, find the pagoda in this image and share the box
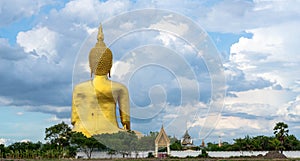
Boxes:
[181,130,196,150]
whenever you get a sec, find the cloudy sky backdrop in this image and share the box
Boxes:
[0,0,300,145]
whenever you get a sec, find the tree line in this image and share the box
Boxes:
[204,122,300,153]
[0,122,161,159]
[0,122,299,159]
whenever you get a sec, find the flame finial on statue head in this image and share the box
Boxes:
[97,24,104,41]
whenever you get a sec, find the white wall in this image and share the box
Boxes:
[170,150,201,157]
[77,150,300,159]
[207,151,268,158]
[283,151,300,158]
[76,151,152,159]
[208,151,300,158]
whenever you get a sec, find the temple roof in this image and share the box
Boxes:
[181,130,193,145]
[155,125,170,146]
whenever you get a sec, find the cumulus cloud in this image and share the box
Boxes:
[223,8,300,138]
[228,21,300,90]
[59,0,130,25]
[131,100,213,141]
[149,15,189,36]
[225,88,296,118]
[0,138,7,145]
[277,96,300,122]
[0,0,49,26]
[0,38,27,60]
[26,105,71,119]
[209,115,277,141]
[17,27,59,62]
[0,33,73,116]
[198,0,300,32]
[225,63,274,92]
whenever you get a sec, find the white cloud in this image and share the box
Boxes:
[111,60,133,80]
[155,32,177,46]
[216,116,262,130]
[224,17,300,137]
[199,0,300,32]
[61,0,130,24]
[16,112,24,116]
[0,138,7,145]
[277,95,300,122]
[149,17,194,55]
[0,0,48,26]
[0,96,13,105]
[149,16,189,36]
[229,21,300,89]
[231,22,300,63]
[226,89,295,108]
[17,26,59,61]
[120,22,135,30]
[162,102,213,138]
[47,115,71,124]
[26,105,70,116]
[73,23,97,35]
[20,139,31,143]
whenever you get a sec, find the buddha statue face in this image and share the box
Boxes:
[89,25,113,77]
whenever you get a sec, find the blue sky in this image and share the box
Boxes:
[1,0,300,146]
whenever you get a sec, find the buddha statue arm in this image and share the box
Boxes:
[71,90,78,126]
[118,86,130,130]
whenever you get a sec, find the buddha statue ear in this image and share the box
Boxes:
[108,70,111,78]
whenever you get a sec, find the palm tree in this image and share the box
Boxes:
[269,138,282,151]
[273,122,289,153]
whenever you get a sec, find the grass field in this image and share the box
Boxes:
[2,158,299,161]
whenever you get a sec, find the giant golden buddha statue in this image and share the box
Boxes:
[71,25,130,137]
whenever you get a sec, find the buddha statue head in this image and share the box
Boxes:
[89,24,113,77]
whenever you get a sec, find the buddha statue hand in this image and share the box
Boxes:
[122,121,130,130]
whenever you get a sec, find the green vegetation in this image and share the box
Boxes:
[0,122,106,159]
[0,122,161,159]
[205,134,300,151]
[204,122,300,152]
[71,132,106,159]
[0,121,300,159]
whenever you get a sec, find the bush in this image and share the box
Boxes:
[198,149,208,158]
[147,152,154,158]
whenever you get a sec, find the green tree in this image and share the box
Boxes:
[233,137,246,151]
[107,150,117,159]
[284,135,300,150]
[8,141,42,159]
[252,135,273,151]
[71,132,106,159]
[94,131,139,157]
[219,142,232,151]
[0,144,9,158]
[170,140,182,150]
[269,138,283,151]
[44,122,74,158]
[45,122,72,148]
[136,133,156,151]
[273,122,289,153]
[206,142,221,151]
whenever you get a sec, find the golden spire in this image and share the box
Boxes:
[97,24,104,41]
[89,24,112,77]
